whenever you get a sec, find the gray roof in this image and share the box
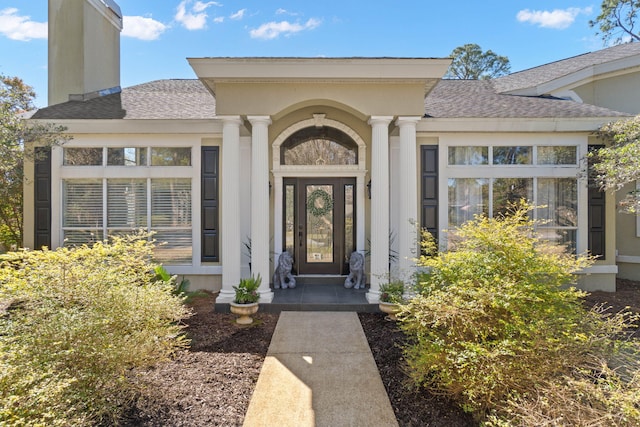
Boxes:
[424,80,629,118]
[493,42,640,94]
[32,79,216,120]
[33,73,629,122]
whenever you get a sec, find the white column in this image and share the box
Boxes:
[367,116,393,303]
[248,116,274,302]
[396,117,421,279]
[218,116,243,302]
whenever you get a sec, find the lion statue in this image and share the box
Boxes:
[344,251,366,289]
[272,251,296,289]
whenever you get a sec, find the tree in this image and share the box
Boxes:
[590,114,640,213]
[444,43,511,80]
[0,75,67,250]
[590,0,640,45]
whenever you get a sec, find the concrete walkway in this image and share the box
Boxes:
[243,312,398,427]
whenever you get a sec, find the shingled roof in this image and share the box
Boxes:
[492,42,640,94]
[32,79,216,120]
[424,80,629,119]
[32,72,629,121]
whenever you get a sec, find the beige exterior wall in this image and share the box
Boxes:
[48,0,121,105]
[573,72,640,115]
[214,82,427,118]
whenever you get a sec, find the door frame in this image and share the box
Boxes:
[284,177,356,275]
[271,117,368,273]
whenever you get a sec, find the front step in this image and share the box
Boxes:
[294,275,347,286]
[214,282,379,313]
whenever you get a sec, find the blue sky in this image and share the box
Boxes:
[0,0,612,107]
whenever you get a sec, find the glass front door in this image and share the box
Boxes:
[284,177,356,275]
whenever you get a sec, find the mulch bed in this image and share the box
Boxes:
[121,281,640,426]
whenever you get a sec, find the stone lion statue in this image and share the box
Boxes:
[344,251,366,289]
[272,251,296,289]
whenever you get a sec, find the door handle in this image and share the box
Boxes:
[298,231,303,247]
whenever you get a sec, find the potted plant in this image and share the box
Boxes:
[378,280,404,321]
[230,274,261,324]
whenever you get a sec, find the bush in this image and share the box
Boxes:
[399,203,608,419]
[0,234,191,426]
[233,274,262,304]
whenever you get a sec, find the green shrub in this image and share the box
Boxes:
[0,234,191,426]
[399,203,599,419]
[379,280,405,303]
[233,274,262,303]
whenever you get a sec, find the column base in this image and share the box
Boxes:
[366,291,381,303]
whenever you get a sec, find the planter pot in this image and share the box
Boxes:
[230,302,259,325]
[378,301,400,321]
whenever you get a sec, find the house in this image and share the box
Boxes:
[25,0,640,304]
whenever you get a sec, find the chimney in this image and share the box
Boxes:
[48,0,123,106]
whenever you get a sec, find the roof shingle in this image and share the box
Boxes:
[32,79,216,120]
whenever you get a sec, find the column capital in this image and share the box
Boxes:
[219,115,243,126]
[368,116,394,126]
[247,115,272,126]
[395,116,422,127]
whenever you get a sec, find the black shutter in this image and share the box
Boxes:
[421,145,438,243]
[201,147,220,262]
[34,147,52,249]
[588,145,606,259]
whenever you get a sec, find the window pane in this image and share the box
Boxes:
[153,230,192,264]
[62,230,102,247]
[107,147,147,166]
[538,146,577,165]
[151,179,192,227]
[537,178,577,227]
[448,147,488,165]
[284,140,357,165]
[493,178,533,217]
[63,180,103,227]
[537,228,576,253]
[344,184,355,261]
[448,178,488,227]
[107,179,147,228]
[151,147,191,166]
[282,126,358,165]
[63,148,102,165]
[493,146,532,165]
[285,184,295,255]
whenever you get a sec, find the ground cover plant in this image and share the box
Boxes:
[0,235,191,426]
[399,203,640,425]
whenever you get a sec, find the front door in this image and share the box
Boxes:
[283,178,356,275]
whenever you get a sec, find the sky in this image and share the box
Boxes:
[0,0,616,107]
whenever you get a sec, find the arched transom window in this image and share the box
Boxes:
[281,127,358,166]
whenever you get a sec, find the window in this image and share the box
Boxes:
[151,147,191,166]
[537,146,577,165]
[108,147,147,166]
[282,127,358,165]
[493,146,532,165]
[63,178,192,264]
[448,178,489,227]
[63,148,103,165]
[448,146,488,165]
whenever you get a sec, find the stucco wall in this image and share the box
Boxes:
[573,72,640,115]
[48,0,120,105]
[214,82,427,117]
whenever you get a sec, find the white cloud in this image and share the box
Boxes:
[213,16,225,23]
[175,0,221,30]
[122,16,167,40]
[516,7,592,30]
[0,8,47,41]
[250,18,321,40]
[230,9,246,20]
[276,8,298,16]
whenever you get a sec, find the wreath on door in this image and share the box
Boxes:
[307,189,333,217]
